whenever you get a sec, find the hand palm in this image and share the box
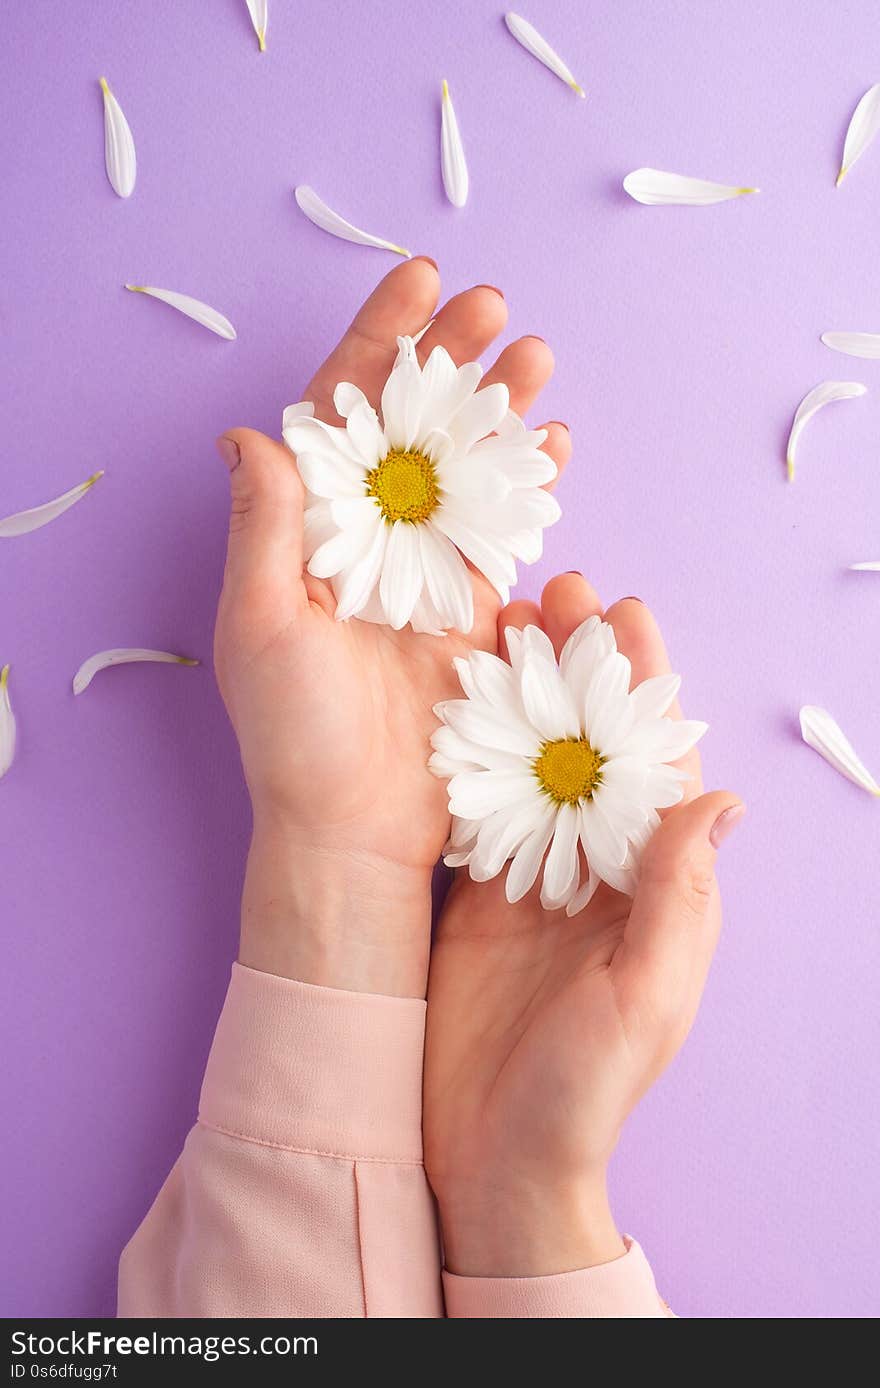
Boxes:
[216,260,567,875]
[423,580,724,1210]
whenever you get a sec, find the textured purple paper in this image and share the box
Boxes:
[2,0,879,1320]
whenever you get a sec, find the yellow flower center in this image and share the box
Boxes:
[365,448,439,524]
[533,737,604,805]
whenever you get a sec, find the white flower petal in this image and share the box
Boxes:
[849,560,880,571]
[296,452,364,500]
[521,657,580,740]
[282,400,315,428]
[540,804,581,909]
[821,331,880,359]
[294,186,411,258]
[283,415,362,466]
[584,796,630,871]
[0,472,103,537]
[244,0,268,51]
[622,168,759,206]
[334,381,369,418]
[470,800,544,881]
[620,717,707,763]
[308,511,376,579]
[409,589,447,636]
[454,650,517,709]
[346,400,387,466]
[440,79,469,207]
[381,359,422,449]
[799,705,880,796]
[73,649,198,696]
[431,724,522,774]
[565,859,600,916]
[334,522,388,621]
[504,12,585,98]
[584,652,632,743]
[432,509,516,599]
[419,525,474,634]
[785,380,867,481]
[438,699,540,757]
[447,382,509,452]
[629,673,681,722]
[449,769,538,821]
[99,77,136,198]
[379,522,423,630]
[837,83,880,185]
[125,285,236,340]
[302,501,337,561]
[521,624,557,666]
[0,665,15,780]
[506,804,557,902]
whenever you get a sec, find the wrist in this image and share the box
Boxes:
[437,1172,625,1279]
[239,815,433,998]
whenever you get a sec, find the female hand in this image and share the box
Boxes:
[213,258,571,996]
[423,574,743,1273]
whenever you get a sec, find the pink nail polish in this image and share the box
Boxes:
[475,284,505,299]
[710,804,745,848]
[216,436,240,471]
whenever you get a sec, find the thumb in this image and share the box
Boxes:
[216,428,305,598]
[615,790,745,1016]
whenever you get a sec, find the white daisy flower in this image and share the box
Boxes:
[282,338,560,633]
[429,617,707,914]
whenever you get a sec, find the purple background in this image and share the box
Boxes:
[2,0,879,1319]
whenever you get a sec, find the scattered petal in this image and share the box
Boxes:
[244,0,268,52]
[836,83,880,185]
[0,472,104,537]
[504,12,585,98]
[849,561,880,571]
[799,705,880,796]
[785,381,867,482]
[623,168,759,205]
[0,665,15,780]
[440,80,469,207]
[73,649,199,696]
[99,77,136,198]
[821,331,880,359]
[124,285,236,340]
[294,186,411,257]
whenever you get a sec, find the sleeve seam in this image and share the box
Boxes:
[353,1163,369,1319]
[197,1116,424,1166]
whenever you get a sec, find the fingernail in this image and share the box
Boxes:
[216,436,241,471]
[710,804,745,848]
[475,284,505,299]
[412,255,438,269]
[549,421,571,433]
[621,596,643,604]
[566,570,584,577]
[525,334,547,345]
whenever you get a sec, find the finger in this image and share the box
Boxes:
[497,598,543,659]
[305,257,441,420]
[217,429,306,606]
[613,791,744,1028]
[481,335,554,416]
[540,573,603,656]
[602,597,703,798]
[536,420,572,493]
[416,284,507,366]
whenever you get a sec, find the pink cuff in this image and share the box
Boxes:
[199,963,427,1164]
[442,1238,668,1318]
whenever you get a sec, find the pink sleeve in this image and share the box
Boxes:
[443,1240,674,1318]
[118,963,443,1318]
